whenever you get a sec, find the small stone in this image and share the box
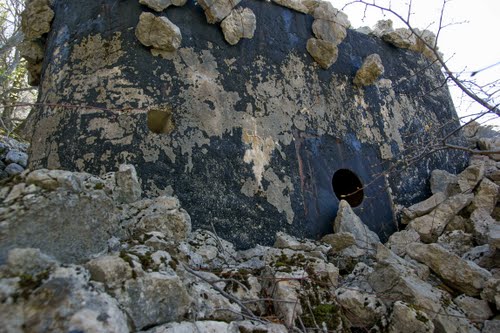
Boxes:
[401,192,447,223]
[430,169,459,196]
[312,2,350,28]
[457,164,484,193]
[387,301,434,333]
[406,243,491,296]
[437,230,473,257]
[4,183,26,203]
[271,0,319,15]
[197,0,241,24]
[321,232,356,252]
[453,294,493,322]
[139,0,187,12]
[86,255,133,290]
[306,38,338,69]
[353,54,385,87]
[115,164,142,203]
[371,19,393,37]
[489,223,500,250]
[470,178,498,214]
[335,288,386,327]
[135,12,182,52]
[470,208,497,245]
[220,7,256,45]
[483,320,500,333]
[5,150,28,168]
[21,0,54,40]
[4,163,24,176]
[312,18,347,45]
[382,28,416,49]
[274,232,317,251]
[481,278,500,310]
[385,229,421,257]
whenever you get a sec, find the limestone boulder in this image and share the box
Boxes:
[321,232,356,252]
[406,243,491,296]
[382,28,416,49]
[312,2,350,28]
[5,248,57,277]
[129,196,191,242]
[385,229,420,257]
[407,193,473,243]
[0,185,119,264]
[335,288,386,328]
[139,0,187,12]
[85,255,134,290]
[481,278,500,310]
[135,12,182,51]
[306,38,338,69]
[437,230,473,257]
[483,320,500,333]
[21,0,54,40]
[453,294,493,322]
[353,54,385,87]
[433,303,480,333]
[334,200,380,254]
[470,208,497,245]
[312,18,347,45]
[221,8,256,45]
[371,19,394,37]
[401,191,447,223]
[489,223,500,250]
[462,245,498,271]
[387,301,434,333]
[457,164,484,193]
[198,0,241,24]
[430,169,459,196]
[272,0,320,15]
[114,272,191,330]
[470,178,498,214]
[114,164,142,203]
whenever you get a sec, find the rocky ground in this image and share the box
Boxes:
[0,124,499,333]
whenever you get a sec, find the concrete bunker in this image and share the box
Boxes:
[24,0,467,248]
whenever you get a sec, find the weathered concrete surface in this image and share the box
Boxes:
[26,0,466,248]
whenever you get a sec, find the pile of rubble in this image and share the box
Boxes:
[0,127,499,332]
[0,136,29,180]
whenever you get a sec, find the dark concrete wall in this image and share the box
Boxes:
[28,0,467,248]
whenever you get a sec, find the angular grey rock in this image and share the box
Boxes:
[406,243,491,296]
[470,178,498,214]
[135,12,182,51]
[220,7,256,45]
[437,230,473,257]
[481,278,500,310]
[353,54,385,87]
[385,229,420,257]
[371,19,394,37]
[430,169,459,196]
[139,0,187,12]
[457,164,485,193]
[197,0,241,24]
[274,231,319,252]
[306,38,338,69]
[470,208,497,245]
[334,200,380,253]
[382,28,416,49]
[0,189,119,264]
[228,321,288,333]
[433,303,480,333]
[312,1,350,27]
[453,294,493,322]
[321,232,356,252]
[4,163,24,176]
[462,244,497,271]
[115,272,191,330]
[489,223,500,250]
[86,255,133,290]
[15,266,130,333]
[408,193,473,243]
[402,192,447,223]
[387,301,434,333]
[26,169,82,192]
[271,0,319,14]
[335,287,386,328]
[5,248,57,276]
[312,18,347,45]
[5,150,28,168]
[130,196,191,242]
[483,320,500,333]
[115,164,142,203]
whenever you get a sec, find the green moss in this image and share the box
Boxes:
[119,251,134,267]
[300,303,342,331]
[94,182,104,190]
[18,270,50,299]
